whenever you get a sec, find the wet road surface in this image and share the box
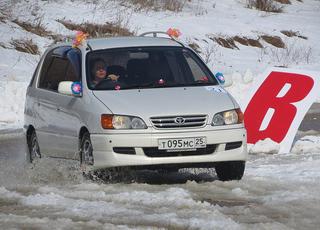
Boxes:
[0,104,319,229]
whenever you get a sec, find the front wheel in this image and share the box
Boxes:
[80,132,94,174]
[215,161,245,181]
[27,131,41,163]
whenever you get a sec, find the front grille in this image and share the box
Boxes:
[150,115,207,129]
[143,144,217,157]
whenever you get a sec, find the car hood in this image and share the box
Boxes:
[92,86,237,126]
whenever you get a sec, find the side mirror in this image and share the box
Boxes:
[58,81,82,97]
[215,72,225,85]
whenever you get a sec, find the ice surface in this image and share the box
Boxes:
[0,148,320,229]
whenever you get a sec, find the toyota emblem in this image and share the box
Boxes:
[174,117,185,124]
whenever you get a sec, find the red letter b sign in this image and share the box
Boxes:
[243,68,319,153]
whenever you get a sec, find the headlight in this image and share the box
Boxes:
[212,109,244,126]
[112,115,131,129]
[101,114,147,129]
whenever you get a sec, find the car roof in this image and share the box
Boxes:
[86,36,183,50]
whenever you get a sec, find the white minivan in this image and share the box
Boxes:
[24,32,247,180]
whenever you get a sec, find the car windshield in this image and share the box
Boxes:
[86,46,218,90]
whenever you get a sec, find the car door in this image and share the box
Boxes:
[35,47,82,159]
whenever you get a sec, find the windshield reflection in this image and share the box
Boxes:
[86,47,217,90]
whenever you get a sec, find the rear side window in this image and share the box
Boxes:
[29,63,39,87]
[39,57,68,91]
[65,63,78,82]
[38,47,80,92]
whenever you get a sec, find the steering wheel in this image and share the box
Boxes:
[94,79,127,90]
[94,79,116,90]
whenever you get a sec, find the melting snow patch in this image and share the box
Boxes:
[248,138,280,154]
[231,187,248,196]
[17,186,241,229]
[0,80,28,127]
[224,70,255,110]
[0,187,23,200]
[292,136,320,154]
[242,69,254,84]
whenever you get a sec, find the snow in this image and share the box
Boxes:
[0,132,319,228]
[0,1,320,228]
[292,135,320,153]
[248,138,280,154]
[0,0,319,130]
[1,140,320,229]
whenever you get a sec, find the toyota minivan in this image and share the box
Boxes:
[24,32,247,181]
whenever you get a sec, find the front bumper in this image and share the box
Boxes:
[91,127,247,169]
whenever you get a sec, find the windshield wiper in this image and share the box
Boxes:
[120,82,157,90]
[161,82,217,88]
[120,81,217,90]
[189,82,217,86]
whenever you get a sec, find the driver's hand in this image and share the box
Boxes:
[107,74,119,81]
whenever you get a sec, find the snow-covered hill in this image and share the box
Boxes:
[0,0,319,130]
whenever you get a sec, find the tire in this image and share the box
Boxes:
[215,161,245,181]
[79,132,94,174]
[157,167,179,174]
[28,131,41,163]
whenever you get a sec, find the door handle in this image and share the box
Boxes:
[57,107,60,111]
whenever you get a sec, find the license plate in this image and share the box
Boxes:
[158,137,206,150]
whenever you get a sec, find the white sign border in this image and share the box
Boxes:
[243,67,320,153]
